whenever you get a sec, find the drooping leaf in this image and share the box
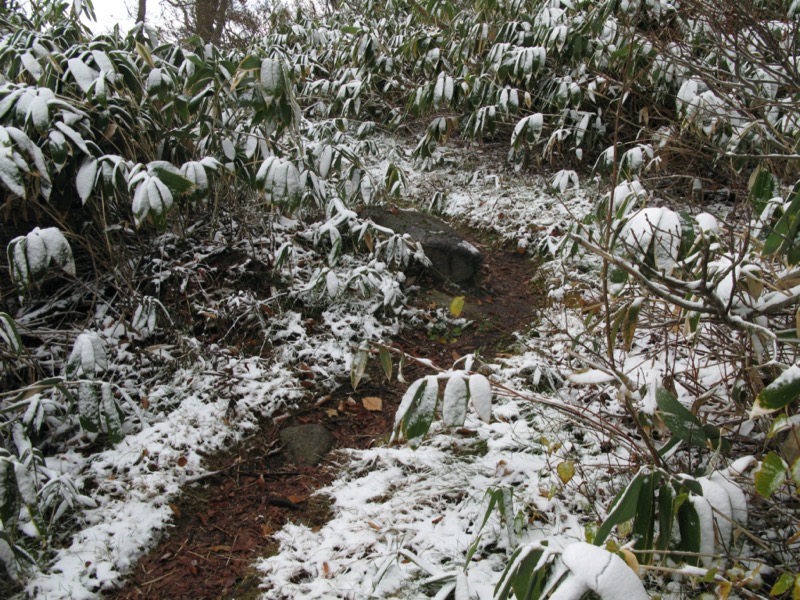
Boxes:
[754,451,786,498]
[442,374,468,427]
[405,375,439,448]
[752,365,800,417]
[378,348,392,381]
[66,332,107,378]
[350,345,369,391]
[595,469,647,545]
[468,374,492,422]
[76,157,98,204]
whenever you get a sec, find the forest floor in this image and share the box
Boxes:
[111,229,544,600]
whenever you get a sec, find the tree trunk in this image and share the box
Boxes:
[137,0,146,23]
[194,0,231,45]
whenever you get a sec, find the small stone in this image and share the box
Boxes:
[279,424,335,467]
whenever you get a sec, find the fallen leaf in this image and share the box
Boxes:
[450,295,465,317]
[261,523,274,537]
[208,545,231,552]
[177,456,188,467]
[322,562,331,578]
[431,515,444,525]
[326,408,339,417]
[169,503,182,518]
[287,495,307,504]
[367,521,381,530]
[362,396,383,411]
[141,397,150,410]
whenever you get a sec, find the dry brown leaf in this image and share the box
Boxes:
[208,545,231,552]
[168,503,181,518]
[322,562,331,578]
[177,456,188,467]
[362,396,383,411]
[367,522,382,530]
[287,495,307,504]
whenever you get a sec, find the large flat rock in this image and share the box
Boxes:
[361,207,483,283]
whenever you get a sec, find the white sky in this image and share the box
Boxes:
[89,0,160,34]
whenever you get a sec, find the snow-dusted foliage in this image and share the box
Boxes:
[3,0,800,597]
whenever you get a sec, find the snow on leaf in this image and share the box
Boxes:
[180,161,209,193]
[0,154,25,197]
[442,374,468,427]
[326,269,339,298]
[261,58,286,98]
[469,374,492,422]
[76,157,98,204]
[0,313,23,355]
[28,94,49,131]
[38,227,76,276]
[752,364,800,417]
[559,542,648,599]
[66,332,107,378]
[619,207,682,274]
[54,122,90,155]
[392,377,426,442]
[67,58,99,94]
[406,375,439,448]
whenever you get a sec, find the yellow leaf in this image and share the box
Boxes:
[450,296,465,317]
[619,548,640,575]
[557,460,575,484]
[363,396,383,411]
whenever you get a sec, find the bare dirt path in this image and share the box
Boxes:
[111,234,542,600]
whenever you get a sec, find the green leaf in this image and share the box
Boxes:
[350,345,369,391]
[752,365,800,417]
[595,470,647,545]
[763,181,800,259]
[656,387,720,449]
[755,451,786,498]
[656,481,675,552]
[0,313,24,356]
[379,348,392,382]
[0,458,20,525]
[404,375,438,447]
[632,472,658,558]
[152,166,194,195]
[676,499,702,564]
[770,572,795,596]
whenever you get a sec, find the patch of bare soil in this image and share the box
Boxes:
[110,234,541,600]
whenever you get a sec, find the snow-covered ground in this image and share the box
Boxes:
[19,141,756,599]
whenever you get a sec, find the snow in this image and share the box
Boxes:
[558,542,648,599]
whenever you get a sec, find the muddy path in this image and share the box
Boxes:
[111,234,542,600]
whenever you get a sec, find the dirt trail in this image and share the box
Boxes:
[111,235,542,600]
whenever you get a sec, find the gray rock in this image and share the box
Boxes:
[280,424,336,467]
[361,207,483,284]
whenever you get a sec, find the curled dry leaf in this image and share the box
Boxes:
[363,396,383,411]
